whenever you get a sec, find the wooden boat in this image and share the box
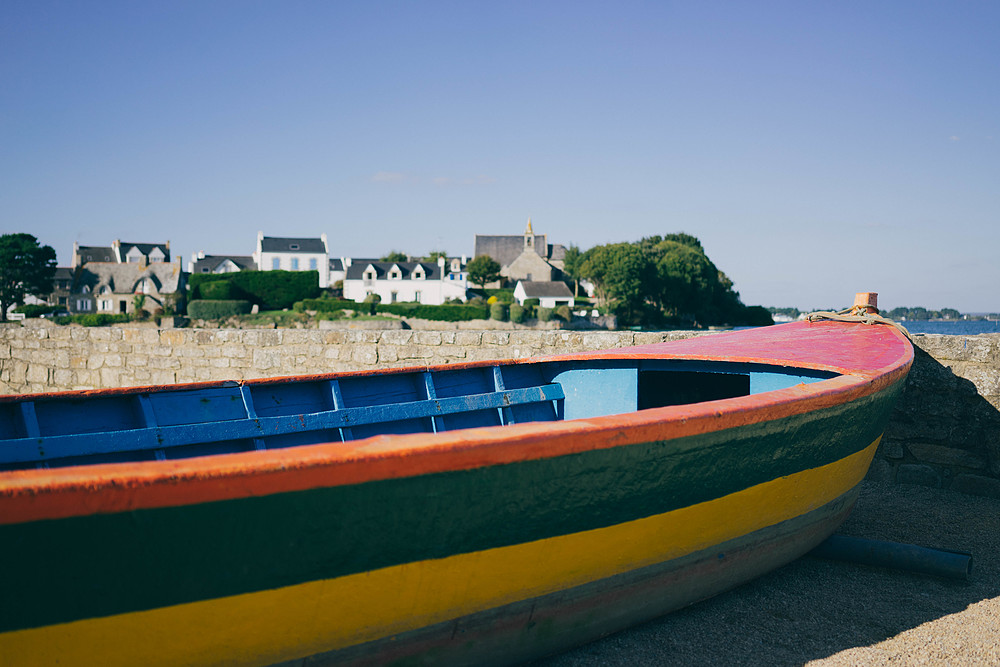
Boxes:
[0,305,912,666]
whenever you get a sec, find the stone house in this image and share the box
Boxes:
[53,240,180,315]
[513,281,575,309]
[473,219,566,285]
[80,261,185,316]
[253,232,331,288]
[342,257,470,305]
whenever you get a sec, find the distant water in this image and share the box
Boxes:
[895,320,1000,335]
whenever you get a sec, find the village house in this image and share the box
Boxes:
[341,257,470,305]
[253,232,331,288]
[53,240,185,316]
[473,219,566,284]
[513,280,575,309]
[188,252,257,274]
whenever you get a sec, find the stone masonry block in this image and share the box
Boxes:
[482,332,510,346]
[413,332,443,346]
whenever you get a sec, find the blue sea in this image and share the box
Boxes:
[893,320,1000,335]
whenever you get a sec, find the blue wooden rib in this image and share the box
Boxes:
[0,384,565,465]
[239,385,267,451]
[327,380,353,442]
[137,394,167,461]
[423,372,441,434]
[17,402,48,469]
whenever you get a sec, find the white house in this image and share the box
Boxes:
[188,252,257,274]
[253,232,331,288]
[513,280,574,309]
[342,257,470,305]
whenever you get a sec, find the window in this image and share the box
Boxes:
[389,269,401,280]
[290,244,299,250]
[272,258,280,270]
[76,299,92,311]
[291,258,300,270]
[309,258,317,270]
[526,273,533,281]
[414,291,422,302]
[390,291,398,303]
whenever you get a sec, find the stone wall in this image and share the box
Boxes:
[2,321,998,497]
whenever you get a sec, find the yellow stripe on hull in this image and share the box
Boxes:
[2,438,879,667]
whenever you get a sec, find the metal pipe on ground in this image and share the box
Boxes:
[809,534,973,581]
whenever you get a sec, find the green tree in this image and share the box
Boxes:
[380,250,408,262]
[0,233,57,322]
[466,255,502,288]
[423,250,448,262]
[562,244,583,297]
[579,242,650,325]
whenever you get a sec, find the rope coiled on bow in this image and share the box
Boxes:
[806,306,912,339]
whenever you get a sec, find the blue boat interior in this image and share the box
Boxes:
[0,360,838,470]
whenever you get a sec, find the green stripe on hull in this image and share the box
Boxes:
[0,380,902,633]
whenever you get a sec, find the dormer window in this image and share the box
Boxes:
[412,266,425,280]
[389,266,402,280]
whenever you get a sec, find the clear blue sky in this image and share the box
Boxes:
[3,1,998,312]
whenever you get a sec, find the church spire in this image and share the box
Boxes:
[525,217,533,235]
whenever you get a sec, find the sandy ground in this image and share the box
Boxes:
[533,481,1000,666]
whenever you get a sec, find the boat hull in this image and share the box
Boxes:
[0,321,913,666]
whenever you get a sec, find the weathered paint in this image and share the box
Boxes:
[0,321,913,666]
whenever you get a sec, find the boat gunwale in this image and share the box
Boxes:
[0,322,913,525]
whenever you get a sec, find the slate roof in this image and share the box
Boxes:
[518,281,573,298]
[260,236,327,254]
[474,234,549,267]
[118,242,170,262]
[191,255,256,273]
[330,258,345,271]
[345,261,443,281]
[77,262,184,295]
[76,246,115,264]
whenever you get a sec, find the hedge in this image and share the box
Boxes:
[377,303,489,322]
[295,298,357,312]
[187,300,253,319]
[537,307,553,322]
[509,303,526,324]
[50,313,132,327]
[189,271,320,310]
[490,302,508,321]
[14,304,59,318]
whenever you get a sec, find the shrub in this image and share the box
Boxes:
[189,271,320,310]
[295,298,356,312]
[522,298,540,308]
[56,313,132,327]
[376,303,489,322]
[556,305,571,321]
[509,303,526,324]
[187,300,253,319]
[486,295,498,305]
[490,302,508,321]
[537,307,553,322]
[14,304,58,318]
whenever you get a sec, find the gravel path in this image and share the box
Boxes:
[534,481,1000,666]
